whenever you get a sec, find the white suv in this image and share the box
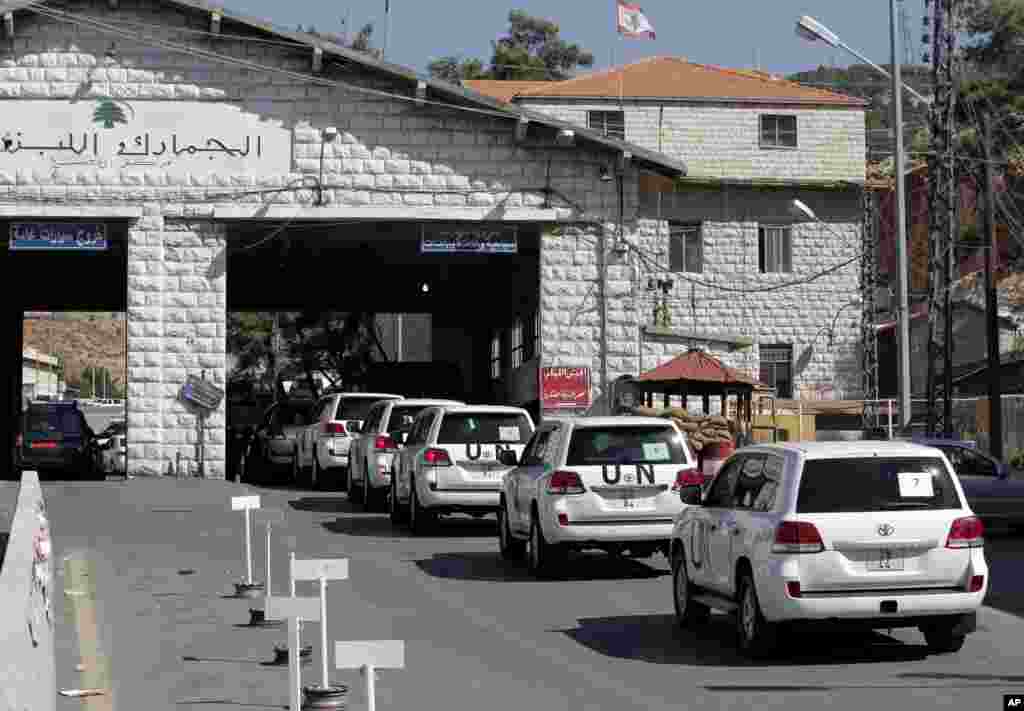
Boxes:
[670,441,988,658]
[499,416,698,577]
[296,392,403,489]
[348,398,465,511]
[390,405,534,534]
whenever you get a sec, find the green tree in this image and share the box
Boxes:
[428,9,594,83]
[93,100,128,129]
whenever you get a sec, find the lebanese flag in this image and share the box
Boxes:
[617,0,656,39]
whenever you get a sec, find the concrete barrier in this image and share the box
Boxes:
[0,471,55,711]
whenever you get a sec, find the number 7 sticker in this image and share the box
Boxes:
[897,472,935,498]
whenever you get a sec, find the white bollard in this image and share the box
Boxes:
[231,495,261,589]
[267,596,321,711]
[291,558,349,691]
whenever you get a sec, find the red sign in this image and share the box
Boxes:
[540,367,591,410]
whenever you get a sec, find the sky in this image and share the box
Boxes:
[219,0,926,78]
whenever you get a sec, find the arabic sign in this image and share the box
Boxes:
[540,367,591,410]
[420,224,518,254]
[10,223,107,251]
[181,375,225,411]
[0,101,290,176]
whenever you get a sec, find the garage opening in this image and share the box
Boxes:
[226,219,542,449]
[2,220,128,477]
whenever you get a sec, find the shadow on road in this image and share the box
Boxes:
[321,514,496,539]
[288,497,356,513]
[415,551,668,582]
[982,527,1024,619]
[559,614,930,666]
[898,672,1024,683]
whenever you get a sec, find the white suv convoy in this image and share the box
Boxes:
[670,441,988,658]
[499,416,699,577]
[295,392,403,489]
[348,398,465,511]
[390,405,534,534]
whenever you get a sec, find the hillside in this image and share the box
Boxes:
[23,316,126,392]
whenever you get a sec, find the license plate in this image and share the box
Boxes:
[479,469,503,480]
[867,548,904,571]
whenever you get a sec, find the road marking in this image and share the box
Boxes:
[63,554,114,711]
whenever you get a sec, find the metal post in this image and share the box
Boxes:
[890,0,912,430]
[365,665,376,711]
[320,576,328,689]
[288,617,301,711]
[244,508,253,584]
[983,114,1004,461]
[396,314,403,362]
[290,551,296,597]
[888,399,894,440]
[383,0,390,59]
[265,523,272,597]
[598,213,610,415]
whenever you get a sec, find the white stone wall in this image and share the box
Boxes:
[516,100,866,183]
[127,213,226,477]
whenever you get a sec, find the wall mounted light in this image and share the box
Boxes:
[420,282,430,294]
[600,166,614,183]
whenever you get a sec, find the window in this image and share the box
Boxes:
[362,405,384,434]
[796,457,962,513]
[732,456,766,508]
[523,311,538,361]
[587,110,625,140]
[669,222,703,273]
[522,430,552,466]
[490,331,502,381]
[759,226,792,273]
[704,456,743,508]
[386,405,432,437]
[760,114,797,148]
[336,396,396,422]
[752,455,784,512]
[436,412,533,444]
[407,413,433,446]
[759,345,793,398]
[938,446,999,478]
[566,425,691,466]
[511,318,524,369]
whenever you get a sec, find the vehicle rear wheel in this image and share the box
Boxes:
[409,484,434,535]
[360,468,374,511]
[311,455,321,491]
[527,510,562,578]
[498,499,526,561]
[389,478,406,524]
[347,464,362,503]
[672,549,710,628]
[736,572,776,658]
[920,623,967,654]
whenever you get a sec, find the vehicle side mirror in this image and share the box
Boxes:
[679,486,702,506]
[498,449,518,466]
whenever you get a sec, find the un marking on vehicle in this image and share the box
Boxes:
[601,464,655,485]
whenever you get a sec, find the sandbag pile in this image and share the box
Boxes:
[631,406,734,452]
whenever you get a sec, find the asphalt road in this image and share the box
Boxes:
[28,478,1024,711]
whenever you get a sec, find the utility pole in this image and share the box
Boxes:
[924,0,959,436]
[383,0,391,60]
[890,0,913,430]
[860,189,880,431]
[982,114,1003,461]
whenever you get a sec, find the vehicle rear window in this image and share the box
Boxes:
[336,398,392,422]
[26,406,80,435]
[437,413,532,444]
[796,457,962,513]
[566,426,690,466]
[386,405,430,434]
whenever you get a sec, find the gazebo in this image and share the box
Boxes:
[634,348,766,425]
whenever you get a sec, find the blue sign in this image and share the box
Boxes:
[9,223,107,251]
[420,225,518,254]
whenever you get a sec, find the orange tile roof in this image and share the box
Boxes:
[475,56,865,107]
[461,80,552,103]
[638,348,763,387]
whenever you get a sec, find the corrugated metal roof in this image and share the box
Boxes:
[638,348,763,386]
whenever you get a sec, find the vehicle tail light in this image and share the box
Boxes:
[16,433,23,448]
[375,435,397,451]
[547,470,585,495]
[31,441,58,450]
[786,581,802,598]
[672,468,704,491]
[946,516,984,548]
[772,521,825,554]
[968,575,985,592]
[423,448,452,466]
[326,422,347,436]
[557,513,569,526]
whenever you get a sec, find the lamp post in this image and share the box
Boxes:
[796,11,913,429]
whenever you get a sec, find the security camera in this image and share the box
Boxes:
[322,126,339,142]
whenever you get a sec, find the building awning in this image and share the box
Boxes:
[638,348,764,389]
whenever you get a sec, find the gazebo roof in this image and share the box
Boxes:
[637,349,763,388]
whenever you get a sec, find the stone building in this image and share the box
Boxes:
[468,57,868,402]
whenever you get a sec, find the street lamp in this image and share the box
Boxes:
[795,11,913,429]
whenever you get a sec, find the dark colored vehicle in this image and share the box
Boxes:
[913,437,1024,531]
[241,400,316,484]
[17,401,101,479]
